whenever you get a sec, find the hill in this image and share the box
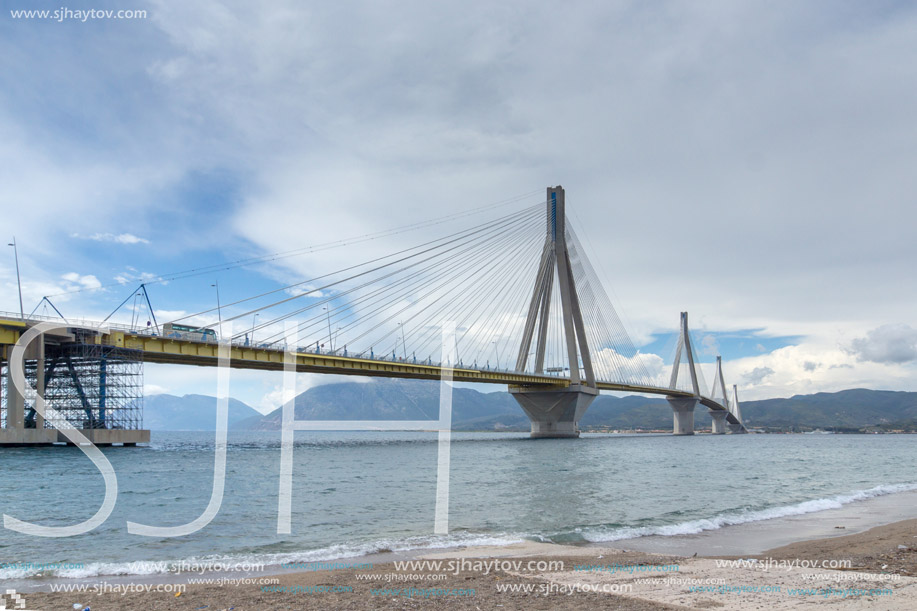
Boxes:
[143,394,264,431]
[146,383,917,432]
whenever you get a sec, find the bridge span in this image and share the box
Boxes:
[0,186,746,444]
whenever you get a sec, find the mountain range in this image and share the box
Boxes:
[143,380,917,433]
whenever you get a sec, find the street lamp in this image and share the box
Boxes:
[323,306,333,352]
[131,291,143,331]
[211,281,222,339]
[250,312,260,346]
[398,321,407,360]
[8,237,23,318]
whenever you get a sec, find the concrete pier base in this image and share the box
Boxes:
[58,429,151,446]
[0,429,57,445]
[729,422,747,434]
[0,428,150,446]
[709,409,728,434]
[667,396,697,436]
[510,385,599,438]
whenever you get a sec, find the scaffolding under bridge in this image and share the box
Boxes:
[1,329,150,446]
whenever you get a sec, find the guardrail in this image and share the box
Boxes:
[0,312,729,407]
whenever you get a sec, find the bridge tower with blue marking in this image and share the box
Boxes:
[510,186,599,438]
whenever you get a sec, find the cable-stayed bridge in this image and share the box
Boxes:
[0,186,746,445]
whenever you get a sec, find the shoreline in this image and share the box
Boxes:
[19,519,917,609]
[10,485,917,590]
[11,486,917,609]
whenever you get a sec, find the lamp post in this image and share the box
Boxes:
[323,306,333,352]
[398,321,407,360]
[131,291,143,331]
[211,281,222,339]
[250,313,259,346]
[8,237,23,318]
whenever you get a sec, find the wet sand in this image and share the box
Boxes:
[20,519,917,610]
[619,489,917,557]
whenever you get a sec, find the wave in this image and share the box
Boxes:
[6,482,916,580]
[580,482,917,543]
[0,531,528,580]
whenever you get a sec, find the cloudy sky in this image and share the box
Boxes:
[2,0,916,407]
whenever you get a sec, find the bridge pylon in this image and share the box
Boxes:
[708,356,729,434]
[667,312,700,435]
[509,186,598,438]
[729,384,747,434]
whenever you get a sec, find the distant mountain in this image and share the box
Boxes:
[239,379,522,431]
[143,394,263,431]
[740,389,917,431]
[147,384,917,433]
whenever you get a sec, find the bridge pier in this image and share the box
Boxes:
[729,422,747,434]
[0,327,150,446]
[5,355,24,429]
[510,385,598,438]
[667,396,696,436]
[0,340,58,445]
[709,409,727,434]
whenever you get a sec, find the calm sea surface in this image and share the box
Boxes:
[1,431,916,579]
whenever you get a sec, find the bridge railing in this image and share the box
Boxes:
[1,312,531,374]
[4,312,677,386]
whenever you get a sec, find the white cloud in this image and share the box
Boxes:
[144,384,170,395]
[849,323,917,364]
[61,272,102,290]
[720,338,917,401]
[4,2,917,399]
[593,347,667,387]
[743,366,775,385]
[72,232,150,245]
[90,233,150,245]
[700,334,719,356]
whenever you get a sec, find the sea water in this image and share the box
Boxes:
[1,431,915,581]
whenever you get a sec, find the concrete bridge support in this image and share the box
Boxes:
[0,340,57,445]
[1,328,150,446]
[512,187,599,438]
[667,396,696,436]
[709,409,727,434]
[510,385,598,438]
[729,422,747,434]
[5,357,24,429]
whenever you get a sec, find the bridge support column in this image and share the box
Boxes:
[729,422,747,434]
[35,335,45,430]
[709,409,727,434]
[5,356,24,430]
[667,397,696,436]
[510,385,598,438]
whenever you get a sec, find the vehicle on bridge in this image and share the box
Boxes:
[162,322,217,342]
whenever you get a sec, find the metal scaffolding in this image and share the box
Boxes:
[16,342,144,431]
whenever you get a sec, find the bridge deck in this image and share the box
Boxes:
[0,318,738,424]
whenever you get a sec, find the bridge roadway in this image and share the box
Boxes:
[0,316,741,426]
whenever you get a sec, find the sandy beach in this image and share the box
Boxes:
[19,516,917,610]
